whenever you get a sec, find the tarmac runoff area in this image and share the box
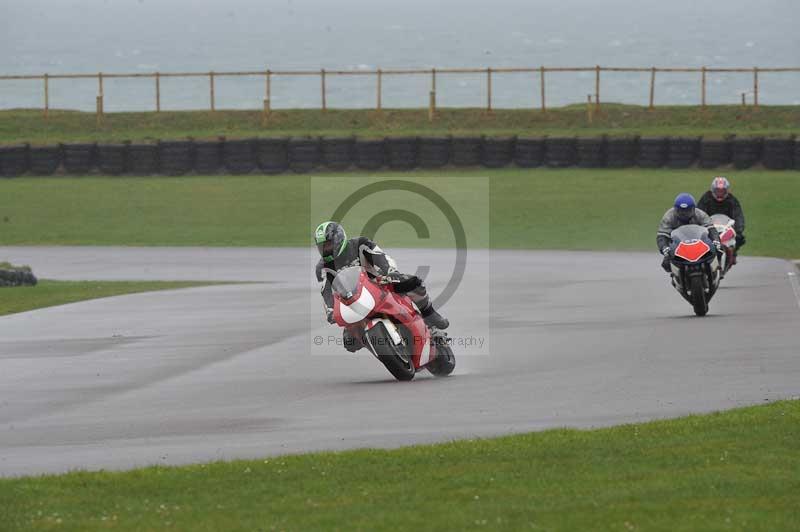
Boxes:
[0,246,798,477]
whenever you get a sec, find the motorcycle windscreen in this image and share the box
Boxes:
[709,214,732,226]
[332,266,362,300]
[670,224,708,243]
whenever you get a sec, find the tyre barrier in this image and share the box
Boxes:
[0,145,28,177]
[451,136,483,166]
[0,267,37,287]
[605,137,638,168]
[637,137,669,168]
[732,137,762,169]
[158,140,193,176]
[545,137,577,168]
[97,144,127,175]
[668,137,701,169]
[128,144,159,175]
[321,137,354,170]
[794,140,800,170]
[256,138,289,174]
[28,146,62,176]
[223,139,256,174]
[762,138,794,170]
[577,137,606,168]
[194,140,222,175]
[418,137,451,168]
[514,137,545,167]
[354,139,385,170]
[62,143,95,175]
[385,137,418,170]
[482,137,514,168]
[288,138,321,174]
[699,138,731,169]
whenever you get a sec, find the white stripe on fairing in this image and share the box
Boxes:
[419,337,431,366]
[340,289,376,324]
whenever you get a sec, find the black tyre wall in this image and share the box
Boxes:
[482,137,514,168]
[385,137,418,170]
[794,140,800,170]
[668,137,701,169]
[62,143,96,174]
[731,137,762,169]
[223,139,256,174]
[418,137,451,168]
[699,139,731,169]
[288,138,321,173]
[321,137,354,170]
[605,137,638,168]
[514,137,545,167]
[194,140,222,174]
[354,139,385,170]
[158,140,193,176]
[545,137,578,167]
[28,146,62,175]
[637,137,668,168]
[762,138,794,170]
[97,144,127,175]
[256,138,289,174]
[128,144,158,175]
[577,137,606,168]
[451,136,483,166]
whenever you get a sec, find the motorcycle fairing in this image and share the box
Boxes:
[675,240,710,262]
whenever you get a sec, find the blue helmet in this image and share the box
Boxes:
[674,193,696,223]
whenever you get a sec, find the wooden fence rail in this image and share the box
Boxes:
[1,66,798,119]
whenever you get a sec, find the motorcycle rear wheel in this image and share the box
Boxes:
[365,322,415,381]
[690,275,708,316]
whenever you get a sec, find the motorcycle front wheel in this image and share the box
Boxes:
[365,322,415,381]
[690,275,708,316]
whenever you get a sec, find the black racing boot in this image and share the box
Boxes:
[422,306,449,330]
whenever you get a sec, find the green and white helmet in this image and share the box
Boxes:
[314,221,348,262]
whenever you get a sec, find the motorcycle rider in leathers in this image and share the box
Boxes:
[697,176,746,265]
[657,193,721,272]
[314,221,449,352]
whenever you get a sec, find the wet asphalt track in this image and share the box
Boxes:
[0,246,798,477]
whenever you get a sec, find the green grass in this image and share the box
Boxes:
[2,105,798,145]
[1,400,797,531]
[0,280,218,316]
[1,169,798,257]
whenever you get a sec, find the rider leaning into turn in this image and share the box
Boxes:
[314,221,449,352]
[697,176,746,264]
[657,193,721,272]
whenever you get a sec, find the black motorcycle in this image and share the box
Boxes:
[667,225,722,316]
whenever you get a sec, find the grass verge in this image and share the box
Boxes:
[1,169,798,257]
[0,400,797,531]
[0,280,219,317]
[2,105,798,145]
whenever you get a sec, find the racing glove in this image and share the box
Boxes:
[326,307,335,324]
[661,246,671,257]
[712,240,723,254]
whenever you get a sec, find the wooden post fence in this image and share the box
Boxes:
[209,71,215,111]
[540,66,546,112]
[43,73,49,119]
[376,68,382,111]
[649,67,656,110]
[701,66,707,108]
[429,68,436,121]
[96,72,104,124]
[321,69,327,111]
[753,67,759,108]
[595,65,601,110]
[155,72,161,113]
[487,67,493,112]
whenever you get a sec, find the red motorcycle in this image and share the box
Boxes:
[331,265,455,381]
